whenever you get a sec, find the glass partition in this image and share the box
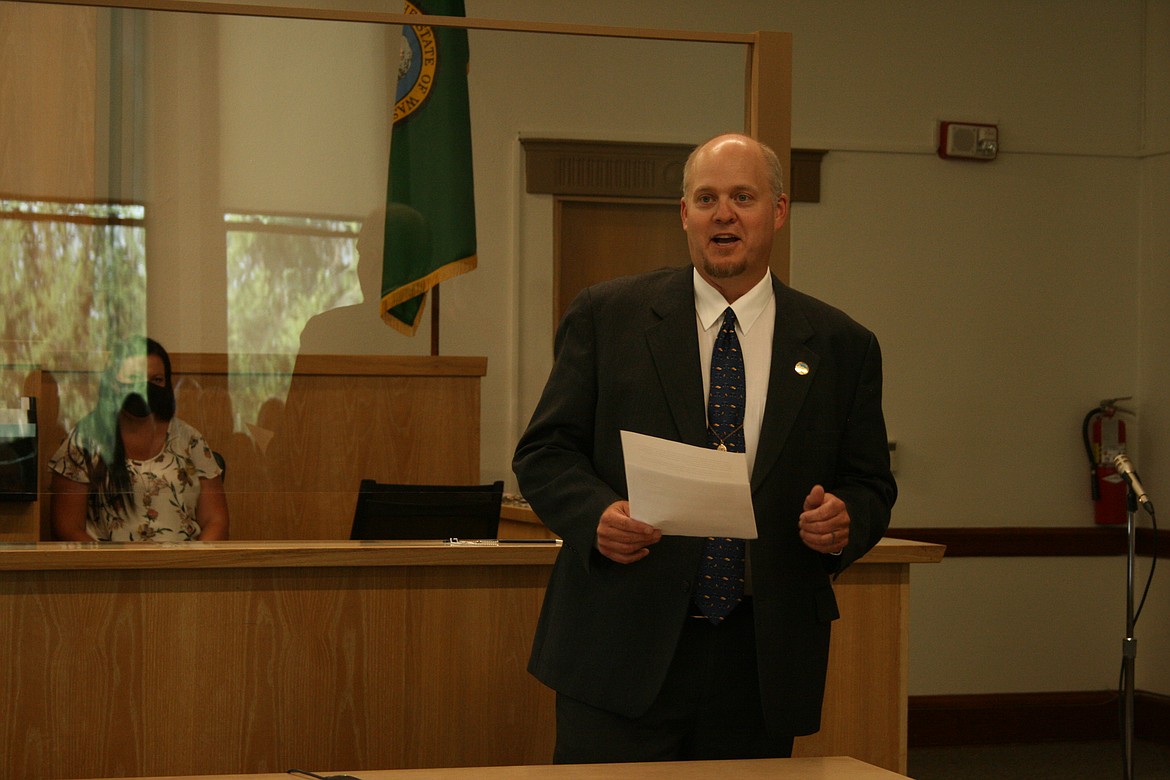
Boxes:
[1,0,759,540]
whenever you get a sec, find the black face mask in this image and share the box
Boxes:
[148,383,176,420]
[121,391,150,418]
[119,383,175,420]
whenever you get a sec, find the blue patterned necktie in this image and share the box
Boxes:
[695,307,747,623]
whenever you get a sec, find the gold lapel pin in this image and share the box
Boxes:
[794,361,810,376]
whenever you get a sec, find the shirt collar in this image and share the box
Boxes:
[693,269,774,334]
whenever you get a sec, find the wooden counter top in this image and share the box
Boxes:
[0,539,563,571]
[859,536,946,564]
[66,755,909,780]
[0,536,941,572]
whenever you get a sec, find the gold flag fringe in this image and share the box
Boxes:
[379,253,478,336]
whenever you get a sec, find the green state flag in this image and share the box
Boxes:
[381,0,476,335]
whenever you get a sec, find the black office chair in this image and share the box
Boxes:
[349,479,504,541]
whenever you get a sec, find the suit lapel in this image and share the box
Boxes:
[751,277,817,492]
[644,269,707,447]
[638,270,817,476]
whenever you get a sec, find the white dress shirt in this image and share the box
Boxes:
[693,269,775,479]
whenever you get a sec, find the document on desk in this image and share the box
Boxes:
[620,430,757,539]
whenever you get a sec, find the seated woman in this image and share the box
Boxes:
[49,336,229,541]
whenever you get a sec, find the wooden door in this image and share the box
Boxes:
[554,197,687,324]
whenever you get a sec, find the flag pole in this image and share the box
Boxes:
[431,285,440,355]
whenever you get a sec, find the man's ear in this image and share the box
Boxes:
[773,193,790,230]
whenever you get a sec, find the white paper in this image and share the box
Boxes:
[621,430,757,539]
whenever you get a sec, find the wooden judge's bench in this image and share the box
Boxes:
[0,355,942,780]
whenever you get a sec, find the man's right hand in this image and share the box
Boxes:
[596,500,662,564]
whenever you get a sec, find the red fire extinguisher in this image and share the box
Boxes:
[1082,397,1132,525]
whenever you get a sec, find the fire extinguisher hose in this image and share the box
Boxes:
[1082,408,1101,501]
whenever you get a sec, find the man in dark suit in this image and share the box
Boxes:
[513,133,896,763]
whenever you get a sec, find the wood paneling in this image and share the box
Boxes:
[268,355,484,540]
[0,539,940,778]
[793,562,910,772]
[0,546,556,779]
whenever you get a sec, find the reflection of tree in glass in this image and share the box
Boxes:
[1,203,362,440]
[224,212,360,428]
[1,198,146,428]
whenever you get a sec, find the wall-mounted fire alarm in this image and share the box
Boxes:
[937,121,998,161]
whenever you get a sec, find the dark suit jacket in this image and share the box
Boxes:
[513,266,896,737]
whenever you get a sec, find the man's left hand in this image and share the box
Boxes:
[799,484,849,555]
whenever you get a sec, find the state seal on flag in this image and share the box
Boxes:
[394,1,439,124]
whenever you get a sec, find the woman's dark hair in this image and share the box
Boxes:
[66,336,173,518]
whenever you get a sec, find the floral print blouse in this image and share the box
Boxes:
[49,417,222,541]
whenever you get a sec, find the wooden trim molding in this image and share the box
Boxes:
[20,0,760,44]
[521,138,826,203]
[909,691,1170,747]
[892,526,1163,557]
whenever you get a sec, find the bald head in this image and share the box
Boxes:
[682,134,785,202]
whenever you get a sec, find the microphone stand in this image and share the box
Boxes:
[1122,489,1137,780]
